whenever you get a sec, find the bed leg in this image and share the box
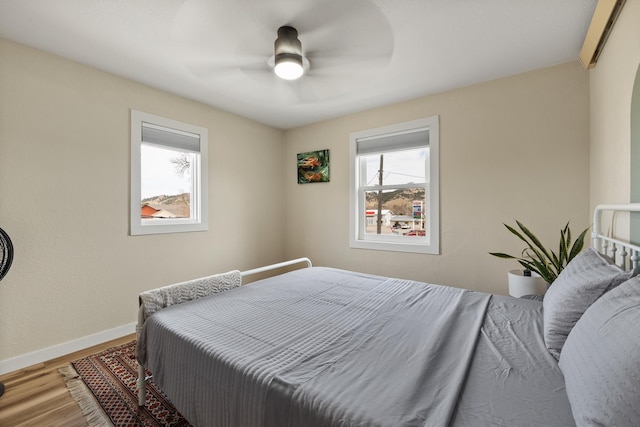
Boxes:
[137,363,146,406]
[136,303,147,406]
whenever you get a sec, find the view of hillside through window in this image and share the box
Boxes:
[140,144,194,219]
[362,148,427,237]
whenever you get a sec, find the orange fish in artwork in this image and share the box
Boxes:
[300,157,320,168]
[304,172,323,181]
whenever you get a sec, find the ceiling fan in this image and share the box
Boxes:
[171,0,394,103]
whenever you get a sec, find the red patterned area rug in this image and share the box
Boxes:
[59,340,191,426]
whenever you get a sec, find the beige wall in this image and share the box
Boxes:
[283,62,590,294]
[0,38,593,366]
[0,39,285,362]
[589,1,640,211]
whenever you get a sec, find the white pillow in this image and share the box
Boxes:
[559,276,640,426]
[543,247,634,359]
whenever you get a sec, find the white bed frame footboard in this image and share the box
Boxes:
[136,257,312,407]
[592,203,640,273]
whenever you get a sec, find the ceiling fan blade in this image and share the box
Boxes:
[304,48,392,76]
[182,54,267,78]
[172,1,274,70]
[289,1,394,77]
[287,0,386,37]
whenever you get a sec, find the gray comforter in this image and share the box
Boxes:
[142,267,573,427]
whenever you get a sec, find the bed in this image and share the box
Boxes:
[136,204,640,426]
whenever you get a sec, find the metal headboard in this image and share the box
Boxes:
[592,203,640,273]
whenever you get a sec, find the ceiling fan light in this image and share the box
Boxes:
[274,54,304,80]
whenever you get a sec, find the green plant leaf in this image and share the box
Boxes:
[559,228,568,267]
[568,227,589,261]
[504,223,531,246]
[550,249,561,271]
[516,220,553,262]
[488,252,516,259]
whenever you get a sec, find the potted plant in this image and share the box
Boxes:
[490,221,589,297]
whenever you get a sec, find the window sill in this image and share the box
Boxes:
[350,239,439,254]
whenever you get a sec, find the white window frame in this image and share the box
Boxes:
[130,109,208,235]
[349,116,439,254]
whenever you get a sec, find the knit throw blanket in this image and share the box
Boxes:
[139,270,242,320]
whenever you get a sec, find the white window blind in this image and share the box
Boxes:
[141,122,200,153]
[356,128,429,155]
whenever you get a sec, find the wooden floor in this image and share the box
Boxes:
[0,334,136,427]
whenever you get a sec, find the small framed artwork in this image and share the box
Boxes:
[297,149,330,184]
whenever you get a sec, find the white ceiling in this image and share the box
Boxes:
[0,0,597,129]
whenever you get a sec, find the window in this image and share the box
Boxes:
[130,110,208,235]
[349,116,439,254]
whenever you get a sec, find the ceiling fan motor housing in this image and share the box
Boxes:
[275,26,302,57]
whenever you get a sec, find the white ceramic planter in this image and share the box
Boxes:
[508,270,548,297]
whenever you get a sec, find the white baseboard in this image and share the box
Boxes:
[0,322,136,376]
